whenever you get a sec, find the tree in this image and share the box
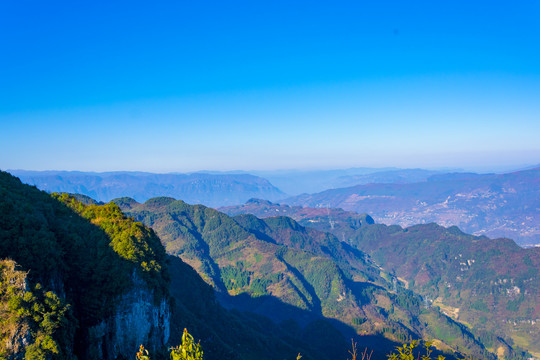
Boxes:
[169,328,204,360]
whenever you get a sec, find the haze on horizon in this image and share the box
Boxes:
[1,1,539,173]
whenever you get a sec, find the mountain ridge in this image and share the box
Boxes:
[8,170,286,207]
[282,167,540,246]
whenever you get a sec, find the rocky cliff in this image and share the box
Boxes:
[0,171,171,359]
[85,273,170,360]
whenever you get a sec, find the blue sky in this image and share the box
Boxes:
[1,1,539,172]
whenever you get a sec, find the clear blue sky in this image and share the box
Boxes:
[1,1,539,172]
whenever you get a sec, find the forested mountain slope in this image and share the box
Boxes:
[0,171,355,360]
[222,198,540,358]
[116,196,523,360]
[348,223,540,358]
[2,168,533,359]
[0,171,170,360]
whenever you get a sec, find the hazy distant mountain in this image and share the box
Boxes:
[249,168,444,195]
[8,170,286,207]
[333,168,442,186]
[282,167,540,246]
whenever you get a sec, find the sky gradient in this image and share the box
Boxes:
[1,1,539,172]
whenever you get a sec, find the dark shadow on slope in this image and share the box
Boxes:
[167,255,351,360]
[168,254,395,359]
[217,288,420,360]
[275,253,323,315]
[168,213,228,293]
[216,291,358,359]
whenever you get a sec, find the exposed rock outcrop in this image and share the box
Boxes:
[85,273,171,360]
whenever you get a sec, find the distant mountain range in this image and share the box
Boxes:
[8,170,285,207]
[8,166,540,246]
[249,168,443,195]
[282,167,540,246]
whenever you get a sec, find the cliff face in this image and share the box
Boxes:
[86,274,170,360]
[0,261,171,360]
[0,171,172,359]
[0,259,32,360]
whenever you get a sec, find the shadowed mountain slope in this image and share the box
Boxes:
[115,196,524,360]
[0,171,359,360]
[220,198,540,358]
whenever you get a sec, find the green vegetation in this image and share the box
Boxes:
[343,221,540,356]
[117,196,508,360]
[0,259,75,360]
[469,300,488,313]
[2,170,534,360]
[394,290,421,317]
[388,341,445,360]
[170,328,204,360]
[224,197,540,356]
[221,262,251,292]
[0,171,170,359]
[136,329,203,360]
[505,296,523,312]
[53,193,169,296]
[0,173,343,360]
